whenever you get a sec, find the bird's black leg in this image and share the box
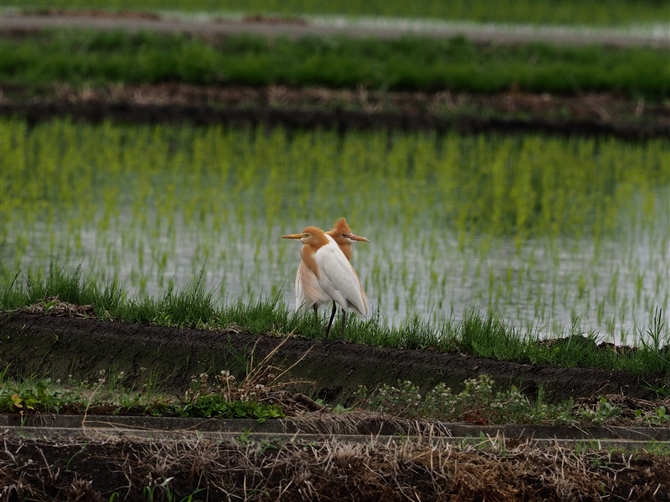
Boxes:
[340,309,346,340]
[325,302,337,340]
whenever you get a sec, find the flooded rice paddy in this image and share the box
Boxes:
[1,118,668,344]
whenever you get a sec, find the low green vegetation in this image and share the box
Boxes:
[355,374,670,426]
[1,29,668,98]
[2,366,667,427]
[2,264,669,376]
[0,365,284,421]
[9,0,667,27]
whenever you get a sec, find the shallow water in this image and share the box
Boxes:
[2,120,668,345]
[11,205,667,346]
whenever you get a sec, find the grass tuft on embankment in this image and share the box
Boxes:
[2,264,669,376]
[1,29,668,98]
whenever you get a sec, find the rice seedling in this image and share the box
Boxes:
[2,30,668,99]
[1,118,668,347]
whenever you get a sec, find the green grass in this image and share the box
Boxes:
[9,0,668,27]
[2,263,669,376]
[1,29,668,98]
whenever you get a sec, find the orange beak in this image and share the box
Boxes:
[281,233,304,240]
[343,233,370,243]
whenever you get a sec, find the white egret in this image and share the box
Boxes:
[282,225,368,339]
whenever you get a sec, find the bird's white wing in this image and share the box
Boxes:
[295,260,330,312]
[314,239,369,316]
[295,266,306,312]
[354,263,369,314]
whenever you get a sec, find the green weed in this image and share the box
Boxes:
[0,376,78,415]
[0,370,285,421]
[355,375,670,426]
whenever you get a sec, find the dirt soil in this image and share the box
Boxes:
[2,429,669,501]
[2,82,668,140]
[1,311,666,405]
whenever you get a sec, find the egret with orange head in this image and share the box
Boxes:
[282,222,369,339]
[328,217,370,261]
[323,218,369,334]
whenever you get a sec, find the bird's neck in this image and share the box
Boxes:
[300,244,321,278]
[339,245,353,261]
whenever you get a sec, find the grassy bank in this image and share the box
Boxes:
[1,30,668,98]
[2,264,668,376]
[10,0,668,26]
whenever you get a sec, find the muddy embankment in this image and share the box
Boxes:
[1,83,668,140]
[1,311,664,404]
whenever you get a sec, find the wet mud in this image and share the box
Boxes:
[1,100,667,140]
